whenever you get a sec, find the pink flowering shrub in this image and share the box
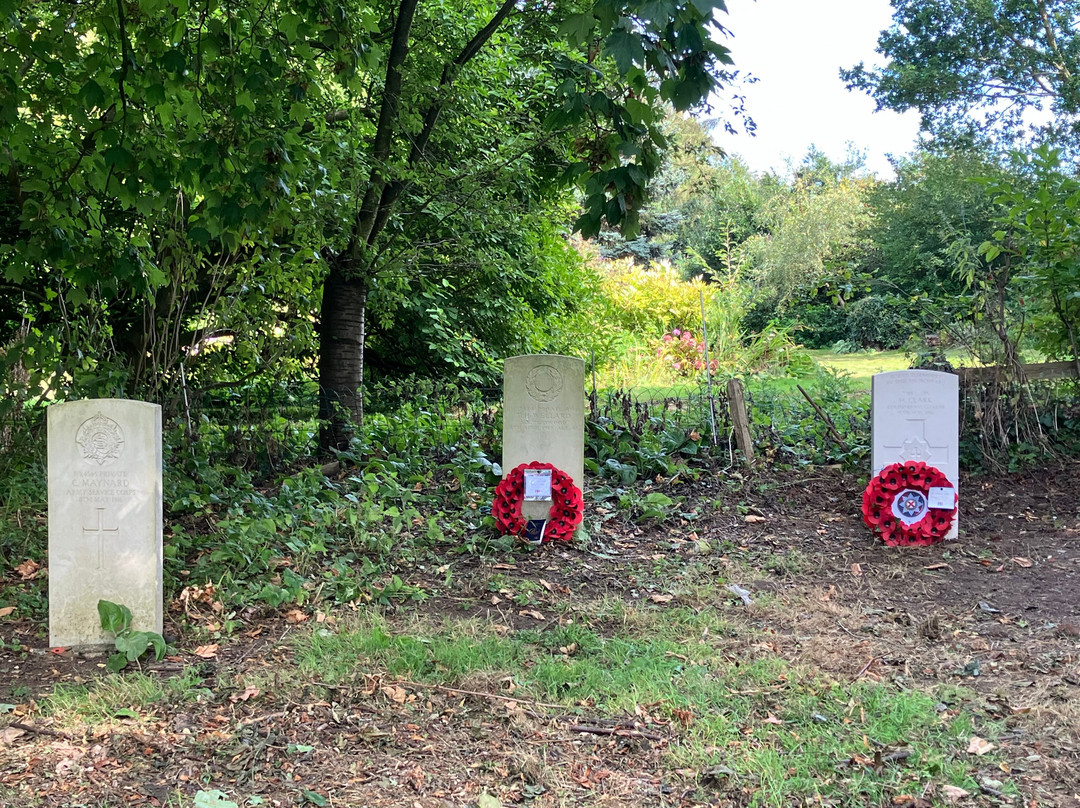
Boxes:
[656,329,719,376]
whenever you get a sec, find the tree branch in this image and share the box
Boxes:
[348,0,421,261]
[367,0,520,242]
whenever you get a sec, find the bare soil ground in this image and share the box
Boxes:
[1,462,1079,808]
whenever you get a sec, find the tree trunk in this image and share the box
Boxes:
[313,0,516,456]
[318,259,367,454]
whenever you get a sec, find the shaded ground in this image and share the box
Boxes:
[1,462,1078,807]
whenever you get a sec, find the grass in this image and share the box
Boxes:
[806,348,913,388]
[290,605,996,807]
[42,668,211,725]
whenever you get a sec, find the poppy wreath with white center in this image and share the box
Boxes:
[861,461,956,547]
[492,461,583,543]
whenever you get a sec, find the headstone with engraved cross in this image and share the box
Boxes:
[48,399,163,649]
[871,370,959,538]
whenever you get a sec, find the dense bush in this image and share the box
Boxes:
[845,295,912,349]
[600,260,713,336]
[739,295,780,337]
[792,303,849,348]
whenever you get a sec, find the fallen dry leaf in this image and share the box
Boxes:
[230,686,260,703]
[0,606,15,618]
[940,785,970,804]
[743,514,766,524]
[193,644,219,659]
[924,563,951,571]
[381,684,407,704]
[285,609,309,624]
[648,594,674,604]
[967,736,995,756]
[1011,556,1033,568]
[519,609,545,620]
[851,563,863,577]
[761,714,784,725]
[0,727,26,745]
[14,559,40,580]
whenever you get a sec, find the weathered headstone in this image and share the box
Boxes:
[502,355,585,520]
[48,399,163,649]
[871,370,959,538]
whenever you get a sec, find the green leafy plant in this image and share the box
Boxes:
[97,600,166,673]
[193,791,240,808]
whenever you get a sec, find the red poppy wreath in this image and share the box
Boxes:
[492,461,583,543]
[862,461,957,547]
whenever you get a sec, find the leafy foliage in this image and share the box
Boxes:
[844,0,1080,145]
[741,150,874,305]
[599,259,713,336]
[97,600,166,673]
[845,295,913,350]
[978,145,1080,363]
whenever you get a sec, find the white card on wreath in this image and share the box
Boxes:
[523,469,553,501]
[928,486,955,509]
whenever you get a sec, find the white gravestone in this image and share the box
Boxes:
[871,370,959,538]
[48,399,163,649]
[502,355,585,520]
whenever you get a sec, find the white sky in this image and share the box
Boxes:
[708,0,924,178]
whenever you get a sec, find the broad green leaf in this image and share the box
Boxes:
[78,79,106,110]
[106,653,128,673]
[605,29,644,75]
[103,146,136,171]
[558,13,594,45]
[97,600,129,634]
[194,791,240,808]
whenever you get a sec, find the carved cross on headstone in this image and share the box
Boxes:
[83,508,119,571]
[880,418,952,469]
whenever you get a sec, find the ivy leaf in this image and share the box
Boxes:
[162,49,186,73]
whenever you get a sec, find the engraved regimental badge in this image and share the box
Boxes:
[76,414,125,466]
[525,365,563,402]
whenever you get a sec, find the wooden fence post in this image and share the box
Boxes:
[726,378,754,465]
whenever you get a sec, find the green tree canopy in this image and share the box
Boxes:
[843,0,1080,146]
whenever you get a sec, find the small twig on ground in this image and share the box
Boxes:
[8,722,73,741]
[852,657,878,681]
[758,477,830,490]
[568,724,663,741]
[978,782,1010,801]
[237,711,288,728]
[882,748,912,764]
[836,621,858,638]
[399,680,566,711]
